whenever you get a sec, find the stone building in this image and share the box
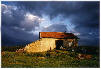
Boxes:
[24,32,79,53]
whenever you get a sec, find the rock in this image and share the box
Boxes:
[1,52,5,56]
[77,54,92,59]
[16,48,24,53]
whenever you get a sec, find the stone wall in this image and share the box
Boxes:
[24,38,58,53]
[24,38,78,53]
[63,39,78,48]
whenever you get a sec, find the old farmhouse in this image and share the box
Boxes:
[24,32,79,52]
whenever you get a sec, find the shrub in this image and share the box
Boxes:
[69,52,78,58]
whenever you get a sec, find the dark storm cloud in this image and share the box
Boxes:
[16,1,49,17]
[16,1,99,30]
[16,2,99,18]
[3,1,99,28]
[1,3,42,31]
[42,24,67,32]
[2,26,38,46]
[2,9,25,27]
[1,1,100,46]
[1,3,40,46]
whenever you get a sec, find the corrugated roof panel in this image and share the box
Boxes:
[40,32,79,39]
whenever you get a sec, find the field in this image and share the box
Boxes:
[1,46,100,68]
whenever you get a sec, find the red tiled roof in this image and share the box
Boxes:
[40,32,78,39]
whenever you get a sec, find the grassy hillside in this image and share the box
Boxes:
[1,46,100,68]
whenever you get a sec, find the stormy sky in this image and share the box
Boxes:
[1,1,100,46]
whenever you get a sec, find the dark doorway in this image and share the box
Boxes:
[56,40,63,49]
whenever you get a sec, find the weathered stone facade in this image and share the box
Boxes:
[24,38,57,52]
[24,38,78,53]
[63,39,78,48]
[24,32,79,53]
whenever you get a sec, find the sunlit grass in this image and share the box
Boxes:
[1,49,99,68]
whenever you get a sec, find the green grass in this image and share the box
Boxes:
[1,50,99,68]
